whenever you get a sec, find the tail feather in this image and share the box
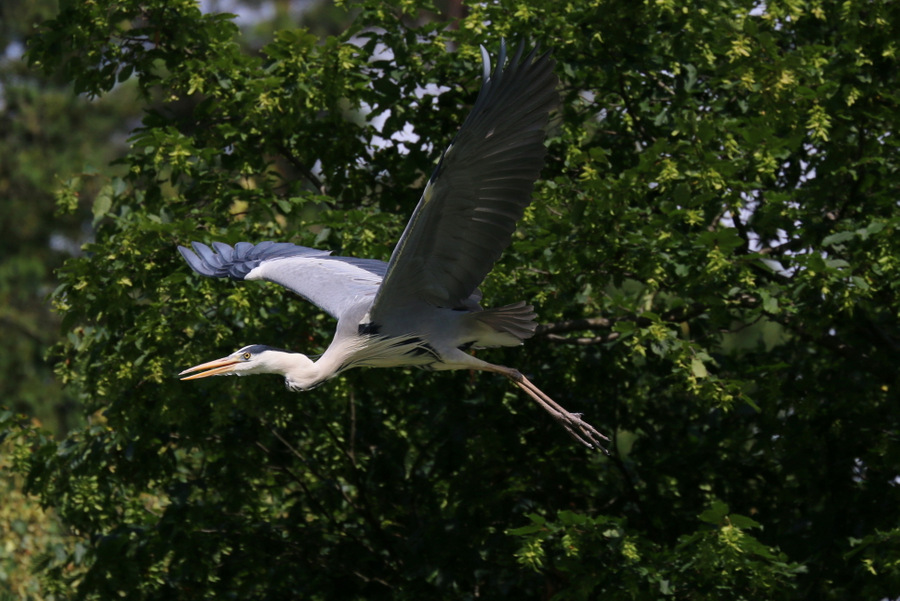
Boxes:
[466,301,538,348]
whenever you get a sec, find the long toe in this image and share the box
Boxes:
[560,412,610,454]
[499,368,609,452]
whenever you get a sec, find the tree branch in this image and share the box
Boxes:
[535,305,708,345]
[276,142,327,195]
[535,316,613,335]
[542,332,621,345]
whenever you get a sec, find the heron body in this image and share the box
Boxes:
[179,42,607,450]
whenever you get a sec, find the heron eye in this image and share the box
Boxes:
[242,352,251,360]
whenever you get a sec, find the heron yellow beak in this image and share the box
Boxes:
[179,356,241,380]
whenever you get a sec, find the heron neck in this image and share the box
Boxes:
[267,334,371,390]
[274,347,348,391]
[259,351,320,391]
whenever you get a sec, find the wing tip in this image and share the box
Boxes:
[178,240,339,281]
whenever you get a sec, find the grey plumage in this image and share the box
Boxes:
[179,241,388,320]
[373,43,557,316]
[178,41,608,451]
[180,241,331,279]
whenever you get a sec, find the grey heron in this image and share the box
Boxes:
[178,42,607,451]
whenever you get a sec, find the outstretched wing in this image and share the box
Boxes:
[178,241,386,321]
[371,41,558,320]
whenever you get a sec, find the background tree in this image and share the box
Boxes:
[0,0,138,432]
[0,1,144,595]
[3,0,899,599]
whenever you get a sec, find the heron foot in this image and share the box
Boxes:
[507,370,609,453]
[551,407,610,453]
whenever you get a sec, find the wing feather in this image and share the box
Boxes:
[371,41,558,318]
[178,241,386,320]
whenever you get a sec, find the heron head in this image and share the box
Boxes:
[179,344,317,388]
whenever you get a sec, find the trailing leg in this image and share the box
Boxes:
[499,366,609,452]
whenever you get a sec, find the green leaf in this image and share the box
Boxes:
[691,357,708,378]
[822,230,855,246]
[699,501,730,525]
[728,513,762,530]
[92,185,113,223]
[760,289,779,314]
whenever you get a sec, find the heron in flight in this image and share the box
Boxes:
[178,42,607,450]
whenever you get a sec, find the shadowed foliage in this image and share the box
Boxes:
[2,0,899,599]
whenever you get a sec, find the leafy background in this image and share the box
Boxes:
[1,0,899,599]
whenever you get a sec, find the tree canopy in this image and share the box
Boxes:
[3,0,899,599]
